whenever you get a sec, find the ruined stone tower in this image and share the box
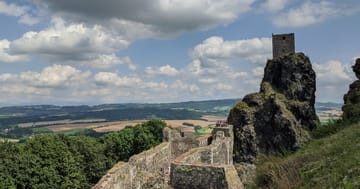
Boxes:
[272,33,295,58]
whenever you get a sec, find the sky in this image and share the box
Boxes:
[0,0,359,106]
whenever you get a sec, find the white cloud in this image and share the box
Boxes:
[4,17,131,69]
[273,1,342,27]
[251,67,264,77]
[94,72,141,87]
[0,1,39,26]
[84,55,135,70]
[0,1,27,17]
[0,64,93,105]
[314,60,355,102]
[21,64,90,88]
[314,60,353,84]
[187,36,271,81]
[9,18,129,60]
[216,83,233,91]
[0,40,29,63]
[228,71,248,79]
[261,0,289,13]
[192,36,271,68]
[171,80,199,93]
[145,65,179,77]
[199,78,217,84]
[1,64,90,89]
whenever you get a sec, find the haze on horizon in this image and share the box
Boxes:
[0,0,359,106]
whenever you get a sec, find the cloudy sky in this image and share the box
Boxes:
[0,0,359,106]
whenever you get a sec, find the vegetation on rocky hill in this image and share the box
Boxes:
[251,58,360,189]
[252,120,360,189]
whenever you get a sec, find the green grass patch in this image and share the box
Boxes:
[57,128,90,135]
[31,127,53,134]
[194,126,210,136]
[253,122,360,189]
[0,138,19,143]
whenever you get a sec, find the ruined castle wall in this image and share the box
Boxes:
[170,164,243,189]
[170,133,209,160]
[92,142,171,189]
[170,163,228,189]
[174,138,232,165]
[170,125,241,189]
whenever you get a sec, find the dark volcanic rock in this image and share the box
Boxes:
[228,53,319,163]
[342,58,360,120]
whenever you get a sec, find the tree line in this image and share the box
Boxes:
[0,120,166,189]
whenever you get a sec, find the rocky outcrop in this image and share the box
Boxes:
[342,58,360,120]
[228,53,319,163]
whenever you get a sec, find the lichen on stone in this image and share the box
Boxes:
[228,53,319,163]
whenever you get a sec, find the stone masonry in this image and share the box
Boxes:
[93,123,243,189]
[272,33,295,58]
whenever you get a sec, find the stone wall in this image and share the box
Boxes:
[93,125,242,189]
[173,130,233,165]
[170,125,243,189]
[170,164,243,189]
[164,127,209,159]
[92,142,171,189]
[272,33,295,58]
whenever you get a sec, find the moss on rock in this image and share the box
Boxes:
[228,53,318,163]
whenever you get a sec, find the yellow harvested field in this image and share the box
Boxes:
[93,120,146,133]
[47,120,147,132]
[46,116,227,133]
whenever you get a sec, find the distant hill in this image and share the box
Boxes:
[0,99,341,117]
[0,99,342,138]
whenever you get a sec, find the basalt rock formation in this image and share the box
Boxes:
[342,58,360,120]
[228,53,319,163]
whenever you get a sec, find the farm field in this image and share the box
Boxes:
[45,116,227,133]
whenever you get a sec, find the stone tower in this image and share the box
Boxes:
[272,33,295,58]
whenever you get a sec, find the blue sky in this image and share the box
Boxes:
[0,0,359,106]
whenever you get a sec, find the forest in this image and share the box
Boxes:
[0,120,166,189]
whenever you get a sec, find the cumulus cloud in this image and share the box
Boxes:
[314,60,355,102]
[273,1,343,27]
[0,1,39,25]
[215,83,233,91]
[261,0,289,13]
[314,60,353,84]
[18,64,90,88]
[4,17,133,69]
[0,40,29,63]
[192,36,271,67]
[0,64,93,105]
[83,55,135,70]
[94,72,142,87]
[9,18,129,61]
[170,80,199,93]
[145,65,179,77]
[31,0,255,36]
[187,36,271,80]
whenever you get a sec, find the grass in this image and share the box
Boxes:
[56,128,90,135]
[252,121,360,189]
[0,138,19,143]
[194,126,211,136]
[31,127,53,134]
